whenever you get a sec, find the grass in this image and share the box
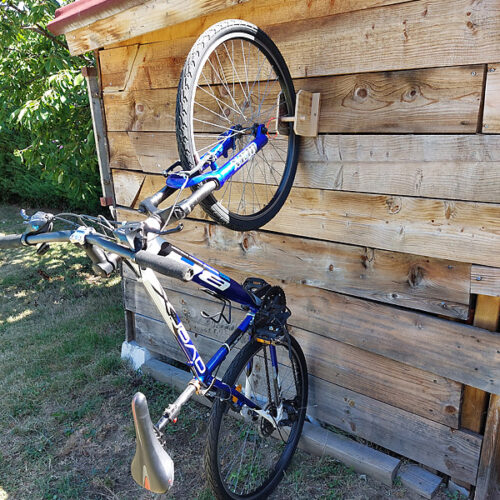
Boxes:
[0,203,454,499]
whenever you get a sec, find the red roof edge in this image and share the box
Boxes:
[47,0,127,36]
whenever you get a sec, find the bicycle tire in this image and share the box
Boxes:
[205,335,308,499]
[176,20,298,231]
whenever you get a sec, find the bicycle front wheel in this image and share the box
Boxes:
[176,20,298,231]
[205,336,308,499]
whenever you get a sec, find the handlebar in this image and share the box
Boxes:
[0,228,194,282]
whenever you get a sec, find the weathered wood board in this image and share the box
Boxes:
[483,64,500,133]
[161,220,471,319]
[122,263,500,395]
[308,377,482,484]
[133,305,480,483]
[123,275,462,427]
[106,0,419,48]
[471,266,500,297]
[64,0,252,55]
[102,65,484,133]
[101,0,500,77]
[109,132,500,203]
[112,170,500,267]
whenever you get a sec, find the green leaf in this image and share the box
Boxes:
[74,73,84,86]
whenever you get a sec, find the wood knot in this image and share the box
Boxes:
[355,87,368,99]
[135,104,144,113]
[240,235,250,251]
[402,86,419,102]
[407,265,425,287]
[385,197,402,214]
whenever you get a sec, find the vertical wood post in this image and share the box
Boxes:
[474,296,500,499]
[82,66,115,210]
[462,296,500,432]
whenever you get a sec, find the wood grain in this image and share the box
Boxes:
[471,265,500,297]
[102,66,484,134]
[483,64,500,133]
[99,0,500,79]
[157,220,471,319]
[461,296,500,433]
[108,132,500,203]
[112,170,500,267]
[64,0,251,55]
[308,378,481,484]
[473,297,500,498]
[124,275,462,427]
[106,0,418,47]
[122,263,500,393]
[475,395,500,499]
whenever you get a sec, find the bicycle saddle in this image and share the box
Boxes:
[131,392,174,493]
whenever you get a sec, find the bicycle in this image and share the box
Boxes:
[0,20,308,499]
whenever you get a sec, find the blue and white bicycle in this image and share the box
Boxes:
[0,20,308,499]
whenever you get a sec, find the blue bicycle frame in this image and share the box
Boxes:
[134,237,275,413]
[165,125,268,189]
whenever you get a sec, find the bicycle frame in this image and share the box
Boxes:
[165,125,268,189]
[129,236,272,412]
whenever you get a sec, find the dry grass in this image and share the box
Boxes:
[0,204,457,500]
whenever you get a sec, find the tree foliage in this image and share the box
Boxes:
[0,0,100,211]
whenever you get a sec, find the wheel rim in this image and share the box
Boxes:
[216,343,304,497]
[188,35,294,220]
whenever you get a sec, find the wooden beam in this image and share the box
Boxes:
[102,65,484,134]
[144,220,470,319]
[462,296,500,433]
[135,311,481,482]
[64,0,251,55]
[113,170,500,267]
[476,395,500,499]
[483,64,500,133]
[124,275,462,427]
[106,0,418,47]
[471,266,500,297]
[396,464,442,499]
[308,378,482,484]
[82,67,115,207]
[108,132,500,203]
[99,0,500,78]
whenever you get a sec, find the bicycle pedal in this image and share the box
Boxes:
[131,392,174,493]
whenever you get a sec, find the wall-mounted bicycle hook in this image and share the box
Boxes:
[271,90,321,137]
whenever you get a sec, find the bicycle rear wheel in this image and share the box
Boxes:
[205,335,308,499]
[176,20,298,231]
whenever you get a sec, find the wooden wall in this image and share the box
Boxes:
[96,0,500,492]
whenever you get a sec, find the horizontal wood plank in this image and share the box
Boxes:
[106,0,418,48]
[483,64,500,133]
[158,220,471,318]
[113,170,500,266]
[103,65,484,134]
[124,275,462,427]
[134,309,480,482]
[285,283,500,394]
[308,378,481,484]
[109,132,500,203]
[471,265,500,297]
[64,0,251,55]
[99,0,500,80]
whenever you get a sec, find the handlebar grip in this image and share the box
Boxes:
[0,234,23,249]
[135,251,194,282]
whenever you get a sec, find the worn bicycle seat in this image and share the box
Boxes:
[131,392,174,493]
